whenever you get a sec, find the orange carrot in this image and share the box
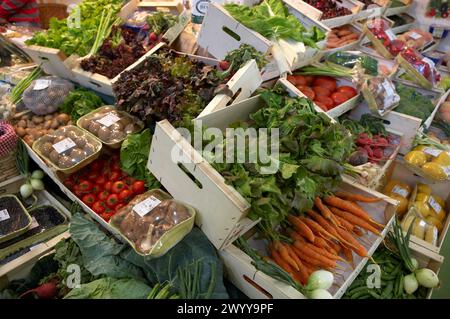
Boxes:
[274,241,299,271]
[299,216,338,241]
[271,248,295,275]
[335,227,368,257]
[342,246,354,263]
[334,215,354,232]
[329,206,381,235]
[287,215,315,243]
[327,240,342,253]
[314,236,329,249]
[314,197,335,222]
[353,227,364,237]
[292,246,335,270]
[293,240,337,268]
[352,202,385,230]
[335,191,382,203]
[324,195,373,221]
[286,228,305,242]
[294,234,343,261]
[285,245,309,284]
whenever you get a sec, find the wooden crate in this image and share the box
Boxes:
[110,42,263,117]
[219,179,398,299]
[386,160,450,255]
[0,175,23,197]
[21,0,140,80]
[197,2,330,72]
[289,0,363,28]
[279,74,361,119]
[72,4,190,96]
[353,1,388,22]
[385,1,412,17]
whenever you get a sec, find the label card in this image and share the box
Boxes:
[97,112,121,127]
[423,147,442,157]
[52,138,76,154]
[133,196,162,217]
[33,79,51,90]
[392,185,408,198]
[428,196,442,214]
[0,209,10,222]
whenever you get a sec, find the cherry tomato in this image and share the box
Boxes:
[98,191,110,201]
[106,194,120,208]
[118,189,133,203]
[92,201,106,214]
[82,194,96,207]
[109,171,122,182]
[219,60,230,71]
[315,95,334,110]
[131,181,146,195]
[296,85,315,100]
[330,92,350,106]
[111,181,127,194]
[336,86,357,98]
[104,181,113,193]
[312,86,332,97]
[79,180,93,192]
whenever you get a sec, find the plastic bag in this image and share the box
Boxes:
[326,51,379,76]
[397,29,433,50]
[398,48,441,88]
[110,190,196,257]
[365,18,405,57]
[360,76,400,116]
[23,76,74,115]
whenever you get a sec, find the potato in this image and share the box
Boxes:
[98,127,111,141]
[41,142,53,154]
[49,150,60,163]
[32,116,44,124]
[44,114,54,121]
[16,127,26,137]
[43,120,52,129]
[57,113,70,124]
[20,114,30,121]
[23,135,34,146]
[17,120,27,128]
[27,120,35,128]
[50,119,59,129]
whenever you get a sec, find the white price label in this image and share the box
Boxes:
[97,112,121,127]
[382,80,395,97]
[408,32,422,40]
[444,166,450,178]
[392,185,408,198]
[0,209,10,222]
[385,29,396,41]
[29,217,40,230]
[423,147,442,157]
[33,79,50,91]
[428,196,442,214]
[52,138,76,154]
[133,196,162,217]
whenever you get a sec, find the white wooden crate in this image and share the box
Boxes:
[279,74,361,119]
[110,42,262,117]
[387,160,450,255]
[197,2,330,72]
[353,1,387,22]
[385,2,412,16]
[288,0,363,28]
[21,0,139,81]
[72,5,189,96]
[220,179,398,299]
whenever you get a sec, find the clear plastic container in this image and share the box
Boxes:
[77,106,144,148]
[32,125,102,174]
[0,195,32,244]
[110,189,196,257]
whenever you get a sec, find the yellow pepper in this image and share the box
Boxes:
[425,215,443,233]
[415,193,430,204]
[383,180,411,198]
[414,202,432,218]
[404,151,428,167]
[421,162,447,180]
[416,183,432,195]
[432,152,450,166]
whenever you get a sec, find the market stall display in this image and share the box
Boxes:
[1,0,450,301]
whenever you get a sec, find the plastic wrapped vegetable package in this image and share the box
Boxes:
[110,190,196,257]
[22,76,74,115]
[0,195,32,243]
[360,75,400,116]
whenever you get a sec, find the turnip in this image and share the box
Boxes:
[20,183,33,198]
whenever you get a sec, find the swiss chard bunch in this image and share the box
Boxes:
[219,44,269,79]
[58,88,104,121]
[203,89,353,226]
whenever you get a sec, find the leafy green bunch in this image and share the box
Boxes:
[224,0,325,47]
[204,88,353,226]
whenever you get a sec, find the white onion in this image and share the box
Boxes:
[308,289,333,299]
[410,258,419,271]
[415,268,439,288]
[306,270,334,291]
[20,183,33,198]
[404,273,419,294]
[30,178,45,191]
[31,170,44,180]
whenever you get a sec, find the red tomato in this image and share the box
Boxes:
[96,176,107,185]
[87,172,98,181]
[312,86,332,97]
[296,85,315,100]
[112,181,127,194]
[110,161,121,171]
[304,75,314,86]
[331,92,350,106]
[92,201,106,214]
[79,180,93,193]
[336,86,358,98]
[131,181,146,195]
[293,75,307,86]
[91,184,101,195]
[118,189,133,203]
[98,191,109,201]
[106,194,120,208]
[104,181,113,193]
[315,101,328,111]
[63,179,75,190]
[82,194,96,207]
[313,77,337,92]
[124,176,137,186]
[90,161,102,171]
[315,95,334,109]
[73,186,84,198]
[287,75,297,85]
[109,171,122,182]
[100,212,113,222]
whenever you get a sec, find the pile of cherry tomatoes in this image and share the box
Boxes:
[287,74,358,112]
[63,154,146,222]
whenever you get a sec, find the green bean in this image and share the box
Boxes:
[368,290,382,299]
[351,290,371,299]
[397,275,404,297]
[381,281,394,299]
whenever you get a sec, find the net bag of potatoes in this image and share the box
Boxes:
[110,189,196,257]
[22,76,74,115]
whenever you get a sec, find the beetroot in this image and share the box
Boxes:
[19,282,58,299]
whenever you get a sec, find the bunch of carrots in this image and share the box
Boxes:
[267,191,385,285]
